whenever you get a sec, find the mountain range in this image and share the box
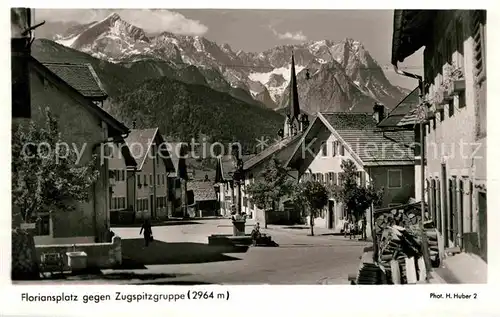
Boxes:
[37,12,409,113]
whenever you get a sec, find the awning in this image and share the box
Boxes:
[391,10,437,65]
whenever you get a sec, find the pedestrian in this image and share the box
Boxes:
[251,222,261,246]
[342,216,349,238]
[140,218,153,247]
[349,220,356,240]
[361,216,367,240]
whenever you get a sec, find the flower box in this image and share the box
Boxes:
[452,79,466,94]
[442,89,453,101]
[66,251,88,272]
[433,103,444,112]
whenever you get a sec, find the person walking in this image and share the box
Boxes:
[140,219,153,247]
[342,216,349,238]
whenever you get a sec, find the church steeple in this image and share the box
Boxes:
[288,53,300,121]
[283,52,301,138]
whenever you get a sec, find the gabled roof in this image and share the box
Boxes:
[187,181,217,202]
[108,143,138,169]
[243,133,303,171]
[42,62,107,100]
[30,57,128,138]
[215,154,255,182]
[125,128,175,172]
[288,112,414,168]
[378,87,420,128]
[321,112,414,165]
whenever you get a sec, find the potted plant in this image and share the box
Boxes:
[450,63,465,95]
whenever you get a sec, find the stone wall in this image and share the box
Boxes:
[12,229,40,280]
[35,236,122,271]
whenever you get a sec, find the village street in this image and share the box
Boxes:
[104,219,370,285]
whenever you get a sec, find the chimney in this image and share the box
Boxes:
[373,103,385,123]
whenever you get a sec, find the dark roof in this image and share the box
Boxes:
[321,113,377,130]
[392,10,436,65]
[42,62,108,99]
[125,128,174,171]
[243,134,302,171]
[30,57,128,137]
[320,112,414,165]
[378,87,420,128]
[187,181,217,202]
[216,154,255,181]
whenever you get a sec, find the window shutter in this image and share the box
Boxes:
[472,10,486,83]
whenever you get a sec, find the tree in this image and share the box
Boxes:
[11,108,100,225]
[244,157,295,228]
[330,159,383,239]
[293,180,329,236]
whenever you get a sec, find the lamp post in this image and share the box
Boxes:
[213,183,220,216]
[231,144,246,236]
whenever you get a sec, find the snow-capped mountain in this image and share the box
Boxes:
[48,12,408,113]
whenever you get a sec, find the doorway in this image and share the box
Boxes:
[327,200,334,229]
[478,192,487,262]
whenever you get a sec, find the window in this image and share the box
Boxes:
[121,170,125,181]
[356,171,365,187]
[332,141,337,156]
[472,10,486,83]
[448,99,454,117]
[162,175,165,185]
[321,142,327,156]
[339,144,345,156]
[150,174,153,185]
[137,174,141,186]
[157,174,160,185]
[143,175,147,186]
[34,213,50,236]
[387,169,402,188]
[388,203,402,208]
[333,172,337,185]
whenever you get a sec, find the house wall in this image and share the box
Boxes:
[22,65,109,245]
[108,146,128,213]
[366,165,415,208]
[134,145,170,221]
[422,10,486,252]
[299,133,364,231]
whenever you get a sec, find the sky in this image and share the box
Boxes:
[34,9,423,90]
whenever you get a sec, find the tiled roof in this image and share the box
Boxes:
[320,112,414,164]
[125,128,160,170]
[187,181,217,201]
[378,87,420,128]
[217,154,255,181]
[42,62,107,99]
[243,133,303,170]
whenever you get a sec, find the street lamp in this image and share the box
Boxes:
[230,144,246,236]
[231,145,244,215]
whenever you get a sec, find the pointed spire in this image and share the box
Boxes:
[289,52,300,120]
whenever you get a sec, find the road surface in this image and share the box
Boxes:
[109,219,369,285]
